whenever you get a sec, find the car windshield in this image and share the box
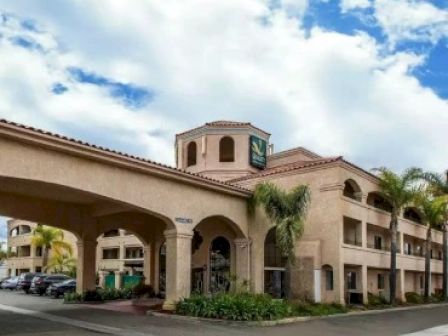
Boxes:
[60,279,74,285]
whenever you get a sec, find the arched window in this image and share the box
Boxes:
[209,237,231,293]
[343,179,362,201]
[187,141,197,167]
[159,242,166,297]
[264,228,287,298]
[367,192,393,213]
[219,137,235,162]
[404,208,423,224]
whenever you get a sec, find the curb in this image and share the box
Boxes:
[147,302,448,327]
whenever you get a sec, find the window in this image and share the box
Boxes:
[439,251,442,260]
[326,270,334,290]
[159,242,166,296]
[125,247,143,259]
[264,228,287,298]
[347,271,357,290]
[102,248,119,260]
[420,275,424,289]
[404,243,411,255]
[219,137,235,162]
[416,245,422,256]
[374,236,382,250]
[35,247,42,257]
[187,141,197,167]
[378,274,385,290]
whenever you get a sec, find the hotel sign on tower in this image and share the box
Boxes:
[249,135,267,169]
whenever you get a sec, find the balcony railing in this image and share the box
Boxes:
[343,238,362,247]
[367,243,401,253]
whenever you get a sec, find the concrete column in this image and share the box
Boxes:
[162,228,193,311]
[234,238,251,291]
[361,221,367,248]
[143,244,152,285]
[362,264,368,304]
[399,232,404,254]
[338,262,346,304]
[76,240,97,294]
[98,270,107,288]
[397,268,406,302]
[114,270,124,289]
[119,243,125,272]
[153,240,162,293]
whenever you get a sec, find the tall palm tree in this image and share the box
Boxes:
[31,225,73,270]
[421,171,448,300]
[252,182,311,261]
[373,167,422,304]
[415,193,448,300]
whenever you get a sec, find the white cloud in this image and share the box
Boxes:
[340,0,372,13]
[0,0,447,174]
[374,0,448,46]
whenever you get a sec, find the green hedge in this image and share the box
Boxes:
[176,293,349,321]
[64,284,155,303]
[176,293,292,321]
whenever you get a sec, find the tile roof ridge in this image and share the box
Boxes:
[0,119,252,194]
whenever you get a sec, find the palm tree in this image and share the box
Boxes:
[252,182,311,260]
[372,167,422,304]
[31,225,73,270]
[415,193,448,300]
[46,253,77,276]
[421,171,448,300]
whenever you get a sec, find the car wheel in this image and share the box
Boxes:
[24,289,29,294]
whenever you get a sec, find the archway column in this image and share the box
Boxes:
[162,228,193,311]
[143,244,152,285]
[76,240,97,294]
[234,238,251,290]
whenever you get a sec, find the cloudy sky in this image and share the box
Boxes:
[0,0,447,240]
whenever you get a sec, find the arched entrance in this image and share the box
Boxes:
[190,215,248,295]
[264,227,287,298]
[209,237,231,294]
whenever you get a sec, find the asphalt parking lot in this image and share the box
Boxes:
[1,289,448,336]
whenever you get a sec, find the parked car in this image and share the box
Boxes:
[0,276,19,290]
[17,272,44,294]
[30,274,71,295]
[46,279,76,298]
[0,277,11,288]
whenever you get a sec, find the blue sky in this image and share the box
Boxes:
[0,0,447,239]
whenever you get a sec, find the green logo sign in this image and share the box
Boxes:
[250,135,267,169]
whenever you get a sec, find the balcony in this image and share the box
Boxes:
[343,217,362,247]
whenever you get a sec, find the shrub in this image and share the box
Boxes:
[294,302,348,316]
[64,292,83,303]
[176,293,293,321]
[405,292,424,304]
[367,293,389,306]
[132,283,155,299]
[82,290,104,302]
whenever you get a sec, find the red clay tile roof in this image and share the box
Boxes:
[0,119,252,195]
[228,157,343,183]
[176,120,271,137]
